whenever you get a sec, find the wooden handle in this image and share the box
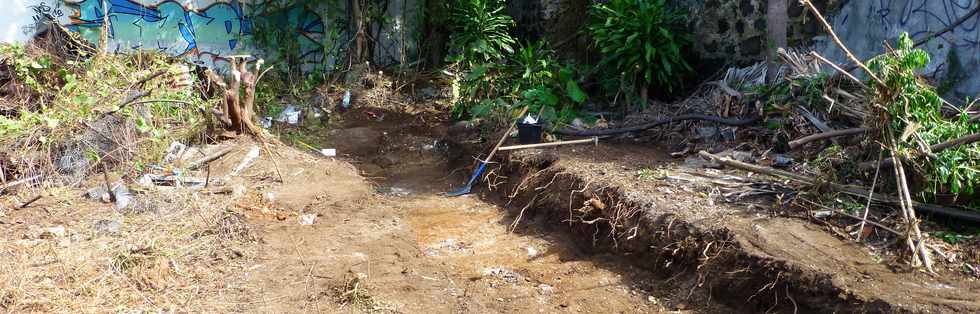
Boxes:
[498,137,598,151]
[482,106,530,162]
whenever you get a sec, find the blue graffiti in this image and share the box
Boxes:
[65,0,325,67]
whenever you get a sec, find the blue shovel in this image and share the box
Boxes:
[447,107,529,196]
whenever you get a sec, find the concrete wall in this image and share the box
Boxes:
[816,0,980,99]
[2,0,421,70]
[680,0,979,97]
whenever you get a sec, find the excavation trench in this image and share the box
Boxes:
[261,107,979,313]
[303,111,795,313]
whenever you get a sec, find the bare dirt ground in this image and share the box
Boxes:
[0,105,717,313]
[3,94,979,313]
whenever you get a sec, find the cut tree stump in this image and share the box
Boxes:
[205,56,272,136]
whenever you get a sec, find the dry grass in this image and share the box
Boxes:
[0,187,257,313]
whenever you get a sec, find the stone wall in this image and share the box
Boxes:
[678,0,843,70]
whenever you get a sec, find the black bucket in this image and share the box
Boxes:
[517,122,543,144]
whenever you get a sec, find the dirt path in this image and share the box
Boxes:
[236,155,697,313]
[215,110,723,313]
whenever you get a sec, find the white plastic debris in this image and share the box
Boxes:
[276,105,302,125]
[261,117,273,128]
[522,115,538,124]
[230,146,261,176]
[163,142,187,163]
[341,90,352,109]
[320,148,337,157]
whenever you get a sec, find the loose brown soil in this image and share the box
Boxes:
[3,103,979,313]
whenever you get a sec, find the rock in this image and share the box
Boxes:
[263,192,276,203]
[113,185,132,210]
[299,214,317,225]
[683,156,719,169]
[525,246,539,258]
[537,284,555,296]
[86,187,108,201]
[647,296,657,304]
[771,154,794,167]
[696,127,718,139]
[40,226,66,239]
[731,150,754,163]
[331,127,383,155]
[483,267,521,283]
[231,185,247,197]
[93,219,123,235]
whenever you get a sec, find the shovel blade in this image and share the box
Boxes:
[446,186,472,197]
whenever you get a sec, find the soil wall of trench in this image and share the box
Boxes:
[480,149,906,313]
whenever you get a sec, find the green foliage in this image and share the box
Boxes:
[929,230,974,245]
[450,40,588,126]
[868,33,980,202]
[446,0,516,66]
[588,0,692,93]
[0,45,54,91]
[0,47,208,170]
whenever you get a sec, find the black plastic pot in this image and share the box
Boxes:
[517,122,543,144]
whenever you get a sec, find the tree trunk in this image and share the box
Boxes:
[766,0,788,84]
[351,0,367,63]
[206,58,268,136]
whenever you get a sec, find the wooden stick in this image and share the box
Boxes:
[482,106,530,163]
[789,128,871,149]
[698,151,980,223]
[498,138,598,151]
[860,132,980,170]
[19,194,42,209]
[0,175,41,194]
[810,52,868,89]
[101,165,116,203]
[800,0,885,88]
[187,147,234,170]
[835,210,901,236]
[857,151,883,242]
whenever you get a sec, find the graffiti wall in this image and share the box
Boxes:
[816,0,980,98]
[2,1,71,43]
[1,0,420,71]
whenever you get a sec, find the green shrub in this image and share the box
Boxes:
[868,33,980,202]
[446,0,516,66]
[588,0,692,93]
[451,40,587,126]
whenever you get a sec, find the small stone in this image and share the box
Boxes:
[299,214,317,226]
[93,219,123,235]
[86,187,107,201]
[40,226,66,238]
[525,246,539,258]
[113,185,132,210]
[537,284,555,296]
[771,154,794,167]
[696,127,718,139]
[263,192,276,203]
[647,296,657,304]
[732,151,754,163]
[232,185,247,197]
